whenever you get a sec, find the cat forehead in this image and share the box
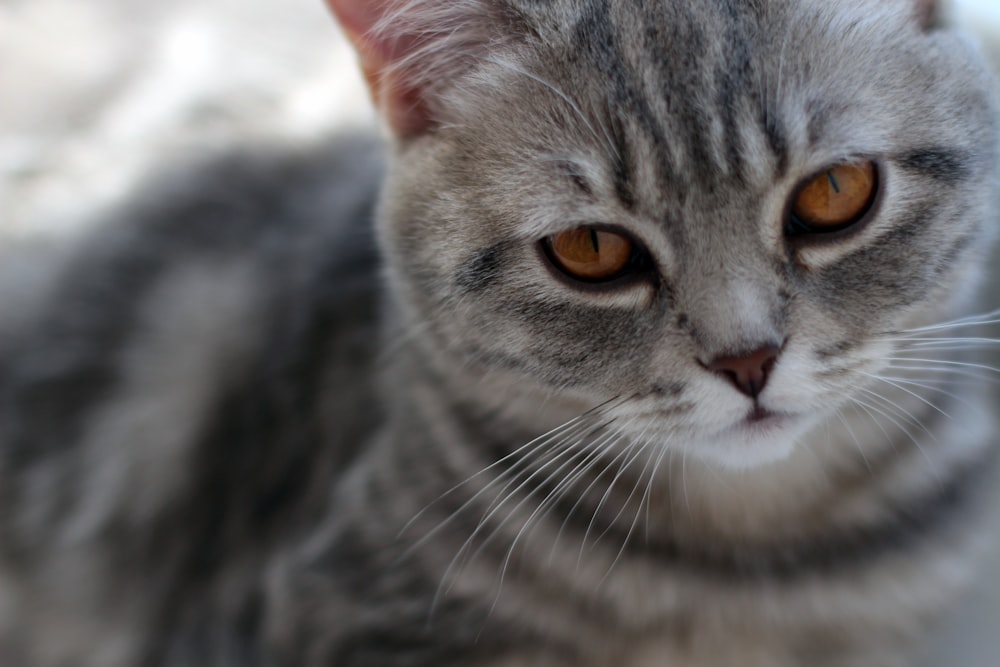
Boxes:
[505,0,935,106]
[474,0,977,186]
[510,0,911,36]
[510,0,926,97]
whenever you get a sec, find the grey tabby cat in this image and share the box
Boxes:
[2,0,999,665]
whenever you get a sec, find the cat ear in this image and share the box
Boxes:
[325,0,498,138]
[911,0,942,30]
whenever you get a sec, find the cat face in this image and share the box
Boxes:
[336,0,999,468]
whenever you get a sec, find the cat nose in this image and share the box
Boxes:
[705,345,781,399]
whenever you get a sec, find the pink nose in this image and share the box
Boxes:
[706,346,780,398]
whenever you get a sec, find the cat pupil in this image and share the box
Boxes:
[826,171,841,194]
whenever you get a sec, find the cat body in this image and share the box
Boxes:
[3,0,1000,665]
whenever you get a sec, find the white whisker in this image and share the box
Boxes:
[892,336,1000,346]
[599,438,660,584]
[489,437,609,616]
[860,372,953,420]
[506,427,623,566]
[451,424,603,571]
[882,356,1000,376]
[855,386,935,439]
[594,439,656,547]
[642,441,671,544]
[398,401,610,548]
[883,363,1000,386]
[845,396,896,451]
[896,307,1000,335]
[834,406,871,472]
[578,438,645,564]
[543,422,652,564]
[868,374,978,411]
[855,387,941,481]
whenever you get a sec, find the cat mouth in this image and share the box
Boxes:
[747,406,778,423]
[739,406,793,433]
[706,406,796,441]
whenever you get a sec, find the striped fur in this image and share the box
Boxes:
[3,1,1000,665]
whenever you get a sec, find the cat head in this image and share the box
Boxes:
[330,0,999,469]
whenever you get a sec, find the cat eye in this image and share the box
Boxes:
[544,226,638,283]
[787,161,878,235]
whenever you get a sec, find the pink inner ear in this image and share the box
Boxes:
[325,0,433,137]
[326,0,392,59]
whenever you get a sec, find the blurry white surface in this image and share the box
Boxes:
[0,0,998,664]
[0,0,373,235]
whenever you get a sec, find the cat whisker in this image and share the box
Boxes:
[438,409,632,611]
[859,371,954,421]
[593,438,656,549]
[865,374,978,413]
[485,439,606,619]
[576,434,645,570]
[855,386,936,440]
[642,440,671,544]
[399,396,625,557]
[893,307,1000,335]
[434,437,587,612]
[492,426,647,614]
[538,426,642,562]
[892,343,1000,356]
[469,423,633,619]
[681,446,692,514]
[599,438,660,585]
[833,406,871,473]
[447,426,599,567]
[474,426,590,523]
[853,388,942,482]
[843,396,898,454]
[881,356,1000,377]
[882,362,1000,386]
[399,416,582,543]
[495,426,624,570]
[846,402,902,459]
[890,335,1000,346]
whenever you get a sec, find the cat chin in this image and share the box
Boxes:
[687,412,819,471]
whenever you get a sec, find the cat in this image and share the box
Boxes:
[2,0,1000,665]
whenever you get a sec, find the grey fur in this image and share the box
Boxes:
[2,1,1000,666]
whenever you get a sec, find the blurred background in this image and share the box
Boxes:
[0,0,374,235]
[0,0,998,664]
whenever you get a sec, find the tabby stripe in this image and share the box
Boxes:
[578,0,676,189]
[454,242,507,294]
[643,3,715,183]
[714,1,754,182]
[608,111,637,210]
[895,148,973,184]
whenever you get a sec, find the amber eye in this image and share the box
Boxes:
[789,161,878,235]
[545,226,636,282]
